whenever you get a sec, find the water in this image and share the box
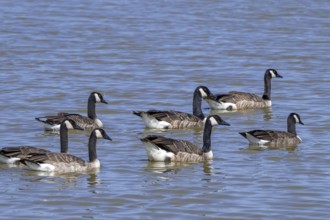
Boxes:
[0,0,329,219]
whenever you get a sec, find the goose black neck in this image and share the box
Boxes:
[202,120,213,153]
[287,116,297,135]
[88,133,98,162]
[192,89,204,120]
[87,95,97,119]
[262,72,272,100]
[59,126,69,153]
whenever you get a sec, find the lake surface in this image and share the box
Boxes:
[0,0,329,219]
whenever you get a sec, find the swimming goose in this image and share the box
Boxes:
[0,119,83,164]
[21,128,111,173]
[239,113,304,147]
[140,115,230,162]
[204,69,283,110]
[35,92,108,131]
[133,86,211,129]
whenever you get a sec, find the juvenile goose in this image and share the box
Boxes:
[140,115,230,162]
[0,119,83,164]
[133,86,211,129]
[239,113,304,147]
[21,128,111,173]
[205,69,283,110]
[35,92,108,131]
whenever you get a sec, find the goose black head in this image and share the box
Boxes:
[196,85,212,98]
[289,113,304,125]
[93,128,112,141]
[91,92,108,104]
[206,115,230,126]
[266,69,283,78]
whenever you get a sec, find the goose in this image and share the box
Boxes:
[239,113,304,147]
[35,92,108,131]
[133,86,212,129]
[140,115,230,162]
[21,128,111,173]
[0,119,83,164]
[204,69,283,110]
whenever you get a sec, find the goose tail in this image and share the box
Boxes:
[20,158,30,166]
[132,111,143,117]
[239,132,248,138]
[35,117,48,124]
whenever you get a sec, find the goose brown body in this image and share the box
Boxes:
[140,115,230,162]
[133,86,211,129]
[35,92,107,131]
[0,119,83,164]
[205,69,283,110]
[239,113,304,147]
[21,128,112,173]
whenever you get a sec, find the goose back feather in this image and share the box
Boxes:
[133,110,203,129]
[0,147,50,164]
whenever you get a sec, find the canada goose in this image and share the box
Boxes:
[239,113,304,147]
[140,115,230,162]
[35,92,108,131]
[21,128,111,173]
[205,69,283,110]
[0,119,83,164]
[133,86,211,129]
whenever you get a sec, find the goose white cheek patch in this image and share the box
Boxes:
[199,88,208,98]
[95,129,103,138]
[293,114,300,123]
[209,117,219,126]
[64,121,74,130]
[94,93,101,102]
[270,70,276,78]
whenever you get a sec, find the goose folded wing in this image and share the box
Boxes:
[37,112,71,124]
[40,112,85,124]
[249,130,296,141]
[64,114,93,124]
[146,136,202,155]
[147,110,199,122]
[1,146,49,158]
[220,92,262,103]
[23,152,86,166]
